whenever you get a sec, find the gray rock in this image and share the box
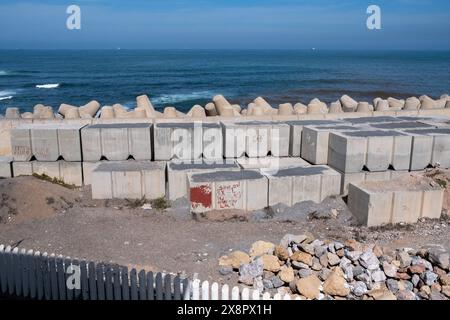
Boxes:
[311,257,322,271]
[352,281,367,297]
[386,279,399,293]
[371,270,386,282]
[343,265,354,281]
[428,249,449,270]
[411,256,433,271]
[239,259,263,279]
[356,272,371,285]
[420,271,438,286]
[298,268,312,278]
[328,243,336,254]
[396,290,416,300]
[339,257,352,269]
[253,277,264,292]
[327,253,341,266]
[318,268,332,281]
[346,250,362,262]
[314,245,327,258]
[382,261,397,278]
[411,274,420,287]
[334,241,345,251]
[430,290,447,300]
[292,261,310,269]
[352,266,365,277]
[219,266,233,275]
[397,250,412,268]
[299,243,315,255]
[359,251,380,271]
[270,276,284,288]
[263,278,274,290]
[399,280,413,292]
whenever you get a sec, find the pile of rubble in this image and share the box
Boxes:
[218,234,449,300]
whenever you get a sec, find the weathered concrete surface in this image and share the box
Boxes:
[188,170,268,213]
[405,128,450,169]
[328,130,411,173]
[285,120,344,157]
[0,156,12,178]
[261,165,341,206]
[82,123,152,161]
[11,160,83,186]
[167,159,241,201]
[301,125,360,165]
[348,175,443,226]
[91,161,166,200]
[11,123,85,161]
[237,156,310,170]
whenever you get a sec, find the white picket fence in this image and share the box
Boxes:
[187,279,301,300]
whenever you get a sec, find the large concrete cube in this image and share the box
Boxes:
[405,128,450,169]
[237,157,310,171]
[301,125,360,165]
[0,156,12,178]
[348,175,444,226]
[91,161,166,200]
[187,170,268,213]
[286,120,343,157]
[82,123,152,161]
[167,160,241,201]
[261,165,341,206]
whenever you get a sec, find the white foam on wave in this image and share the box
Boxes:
[0,96,13,101]
[0,71,7,76]
[36,83,60,89]
[0,90,16,101]
[152,91,214,105]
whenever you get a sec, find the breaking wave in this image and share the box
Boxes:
[36,83,60,89]
[151,91,214,105]
[0,90,16,101]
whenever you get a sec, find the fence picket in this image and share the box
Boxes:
[72,259,81,300]
[0,245,6,294]
[42,253,52,300]
[221,284,229,300]
[105,264,114,300]
[35,251,44,300]
[201,280,209,300]
[241,288,249,300]
[211,282,219,300]
[21,249,29,298]
[146,271,154,300]
[192,279,200,300]
[80,260,89,300]
[130,268,138,300]
[48,254,59,300]
[13,247,22,296]
[96,263,105,300]
[273,293,281,300]
[138,270,147,300]
[173,276,181,300]
[155,273,163,300]
[231,286,240,300]
[56,256,66,300]
[6,246,13,296]
[113,265,121,300]
[120,266,129,300]
[88,261,97,300]
[182,278,190,300]
[164,274,172,300]
[251,289,260,300]
[64,258,73,300]
[262,292,271,300]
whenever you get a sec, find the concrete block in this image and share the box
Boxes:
[59,161,83,186]
[202,123,223,159]
[342,116,403,125]
[32,161,61,178]
[237,157,310,170]
[329,130,409,173]
[57,126,84,161]
[12,161,33,176]
[0,156,12,177]
[187,170,268,213]
[82,123,152,161]
[405,128,450,169]
[91,161,166,200]
[167,160,240,201]
[82,161,102,185]
[286,120,344,157]
[261,165,341,206]
[30,127,59,161]
[11,127,33,161]
[222,122,246,158]
[301,125,360,165]
[153,122,204,160]
[348,176,443,226]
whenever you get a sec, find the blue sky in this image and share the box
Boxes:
[0,0,449,49]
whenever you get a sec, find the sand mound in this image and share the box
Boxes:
[0,176,81,224]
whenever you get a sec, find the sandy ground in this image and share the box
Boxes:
[0,174,449,284]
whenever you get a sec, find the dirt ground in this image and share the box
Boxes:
[0,173,449,284]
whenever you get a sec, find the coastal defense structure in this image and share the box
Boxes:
[1,93,450,226]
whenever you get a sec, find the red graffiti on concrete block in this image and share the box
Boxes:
[190,184,212,209]
[216,182,242,209]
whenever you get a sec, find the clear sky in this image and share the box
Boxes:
[0,0,449,50]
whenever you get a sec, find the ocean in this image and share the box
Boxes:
[1,50,449,114]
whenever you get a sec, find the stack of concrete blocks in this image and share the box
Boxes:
[81,123,152,161]
[285,120,344,157]
[0,156,12,178]
[167,160,241,201]
[221,121,290,158]
[188,170,268,213]
[236,157,310,170]
[403,128,450,170]
[348,175,444,226]
[261,166,341,206]
[153,122,222,160]
[10,123,85,186]
[91,161,165,200]
[301,125,362,165]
